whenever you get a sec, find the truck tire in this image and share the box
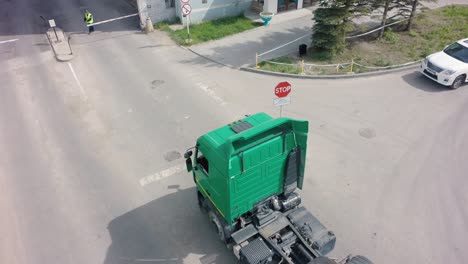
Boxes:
[209,210,226,242]
[197,191,208,214]
[346,255,374,264]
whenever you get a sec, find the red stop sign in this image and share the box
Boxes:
[275,81,292,98]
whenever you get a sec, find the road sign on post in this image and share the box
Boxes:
[181,3,192,16]
[274,97,291,106]
[274,81,292,117]
[275,81,291,98]
[48,19,59,42]
[180,1,192,43]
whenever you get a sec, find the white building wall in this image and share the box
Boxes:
[138,0,177,25]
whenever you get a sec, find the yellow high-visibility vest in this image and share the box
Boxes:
[85,12,94,25]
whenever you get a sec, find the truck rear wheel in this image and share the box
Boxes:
[346,255,373,264]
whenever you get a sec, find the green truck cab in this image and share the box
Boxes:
[185,113,373,264]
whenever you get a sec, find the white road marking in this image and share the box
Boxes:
[196,82,226,106]
[0,38,19,45]
[67,62,88,101]
[139,164,186,187]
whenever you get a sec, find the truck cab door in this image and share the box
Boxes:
[194,146,212,196]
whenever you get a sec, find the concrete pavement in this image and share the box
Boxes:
[2,1,468,264]
[1,1,241,263]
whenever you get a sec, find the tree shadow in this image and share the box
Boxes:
[180,26,312,69]
[103,186,236,264]
[401,71,452,93]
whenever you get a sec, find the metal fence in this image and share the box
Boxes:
[254,18,414,75]
[259,59,422,75]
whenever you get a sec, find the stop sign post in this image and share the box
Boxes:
[274,81,292,117]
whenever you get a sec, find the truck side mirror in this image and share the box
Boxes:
[184,150,193,159]
[185,158,193,172]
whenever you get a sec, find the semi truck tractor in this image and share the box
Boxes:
[184,113,373,264]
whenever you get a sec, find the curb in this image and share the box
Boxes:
[184,46,237,69]
[165,29,422,79]
[240,62,421,79]
[46,27,74,62]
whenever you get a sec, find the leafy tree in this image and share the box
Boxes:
[372,0,436,35]
[405,0,420,30]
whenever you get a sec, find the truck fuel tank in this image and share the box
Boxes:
[281,193,302,211]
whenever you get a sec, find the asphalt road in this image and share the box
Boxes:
[1,0,468,264]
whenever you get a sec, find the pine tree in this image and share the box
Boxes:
[312,0,372,58]
[312,5,347,57]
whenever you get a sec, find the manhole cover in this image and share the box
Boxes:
[151,80,165,89]
[359,128,376,139]
[164,150,181,162]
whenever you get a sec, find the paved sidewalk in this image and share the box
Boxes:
[189,8,315,68]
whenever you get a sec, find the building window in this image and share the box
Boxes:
[165,0,175,8]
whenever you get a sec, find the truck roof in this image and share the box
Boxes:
[198,112,307,161]
[198,112,272,152]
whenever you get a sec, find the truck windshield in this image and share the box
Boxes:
[443,42,468,63]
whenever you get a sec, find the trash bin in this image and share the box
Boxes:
[299,44,307,57]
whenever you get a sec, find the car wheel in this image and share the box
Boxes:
[451,75,465,90]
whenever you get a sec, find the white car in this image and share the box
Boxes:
[420,38,468,89]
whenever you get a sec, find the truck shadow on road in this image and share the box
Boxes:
[103,186,236,264]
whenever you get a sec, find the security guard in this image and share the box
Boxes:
[84,10,94,34]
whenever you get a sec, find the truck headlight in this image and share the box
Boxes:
[442,69,456,75]
[423,57,428,65]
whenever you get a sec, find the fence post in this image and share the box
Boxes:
[349,59,354,73]
[301,60,305,74]
[255,53,259,68]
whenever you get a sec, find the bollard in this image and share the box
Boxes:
[145,17,154,34]
[349,59,354,73]
[255,53,259,69]
[301,60,305,74]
